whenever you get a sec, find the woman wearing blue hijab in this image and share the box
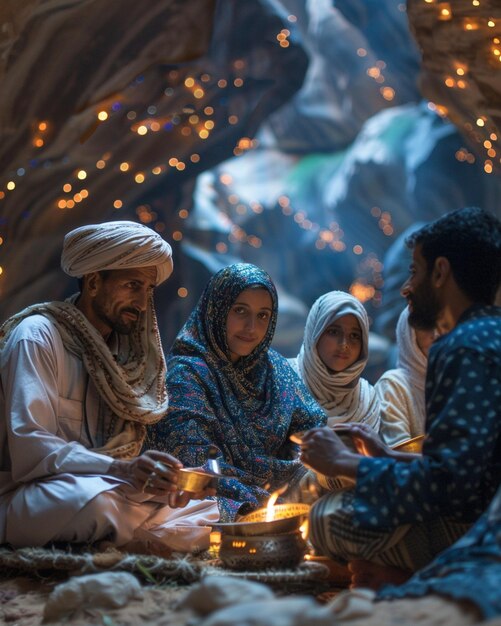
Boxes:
[148,263,326,521]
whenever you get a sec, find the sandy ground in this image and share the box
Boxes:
[0,547,342,624]
[1,554,500,626]
[0,575,194,626]
[2,573,501,626]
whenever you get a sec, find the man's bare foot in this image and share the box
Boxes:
[348,559,412,591]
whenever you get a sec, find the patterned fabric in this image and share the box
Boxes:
[309,489,469,571]
[354,304,501,529]
[378,484,501,621]
[147,263,326,521]
[290,290,380,430]
[309,304,501,567]
[0,293,168,459]
[61,220,173,285]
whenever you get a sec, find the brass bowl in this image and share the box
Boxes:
[219,531,307,570]
[215,503,310,537]
[392,435,425,454]
[177,468,218,493]
[242,503,310,523]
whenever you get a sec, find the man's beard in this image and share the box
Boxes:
[93,301,140,335]
[109,313,139,335]
[407,280,441,331]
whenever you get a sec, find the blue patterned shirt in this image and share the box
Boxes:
[353,304,501,529]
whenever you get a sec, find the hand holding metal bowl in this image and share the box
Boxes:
[391,434,425,454]
[292,426,351,477]
[176,467,224,493]
[291,426,424,458]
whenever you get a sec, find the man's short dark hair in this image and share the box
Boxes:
[405,207,501,304]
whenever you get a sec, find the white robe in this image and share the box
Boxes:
[0,314,218,549]
[376,368,425,445]
[376,306,428,446]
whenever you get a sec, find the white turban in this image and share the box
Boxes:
[61,221,173,285]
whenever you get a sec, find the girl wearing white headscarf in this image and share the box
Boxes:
[376,306,434,446]
[290,291,380,431]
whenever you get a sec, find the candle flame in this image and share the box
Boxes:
[264,484,290,522]
[265,491,280,522]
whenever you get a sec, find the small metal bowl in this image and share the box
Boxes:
[215,503,310,537]
[392,435,425,454]
[176,468,217,493]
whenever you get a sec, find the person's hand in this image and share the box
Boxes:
[336,423,393,458]
[109,450,182,495]
[299,427,354,477]
[166,490,192,508]
[166,466,218,508]
[166,484,217,508]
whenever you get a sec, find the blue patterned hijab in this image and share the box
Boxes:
[175,263,279,407]
[148,263,325,520]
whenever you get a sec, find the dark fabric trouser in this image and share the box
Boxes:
[309,489,471,571]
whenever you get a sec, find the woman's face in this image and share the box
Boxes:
[226,288,273,363]
[316,314,363,373]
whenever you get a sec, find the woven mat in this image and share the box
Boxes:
[0,545,331,592]
[205,560,333,595]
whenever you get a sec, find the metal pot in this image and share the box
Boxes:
[219,531,307,570]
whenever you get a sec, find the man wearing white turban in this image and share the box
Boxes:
[0,221,218,554]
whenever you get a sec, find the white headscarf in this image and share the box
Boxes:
[395,306,427,394]
[375,306,428,444]
[293,291,380,430]
[61,220,173,285]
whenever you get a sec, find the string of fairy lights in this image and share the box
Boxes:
[4,3,496,310]
[415,0,501,175]
[0,11,394,307]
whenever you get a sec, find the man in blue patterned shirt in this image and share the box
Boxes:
[300,206,501,589]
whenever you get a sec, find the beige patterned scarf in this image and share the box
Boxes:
[1,221,173,459]
[0,296,168,459]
